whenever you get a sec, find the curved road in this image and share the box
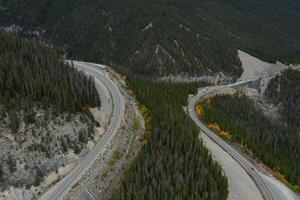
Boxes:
[188,80,299,200]
[40,61,125,200]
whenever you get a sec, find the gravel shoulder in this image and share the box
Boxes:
[197,84,300,200]
[0,63,112,200]
[65,71,145,200]
[200,131,263,200]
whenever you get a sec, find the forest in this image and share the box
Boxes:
[0,31,230,198]
[265,69,300,129]
[0,31,100,116]
[198,93,300,192]
[111,79,228,199]
[0,32,100,190]
[1,0,299,78]
[1,0,299,197]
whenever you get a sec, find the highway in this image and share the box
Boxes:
[188,79,299,200]
[40,61,125,200]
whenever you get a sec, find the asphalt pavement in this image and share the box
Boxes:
[40,61,124,200]
[188,80,299,200]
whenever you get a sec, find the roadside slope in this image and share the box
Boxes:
[40,61,125,200]
[188,88,263,200]
[200,132,263,200]
[65,63,145,200]
[189,83,300,200]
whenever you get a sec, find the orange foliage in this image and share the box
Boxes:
[195,104,205,118]
[127,89,134,96]
[218,130,231,139]
[205,95,214,105]
[208,123,231,139]
[273,171,290,185]
[273,171,300,193]
[208,123,221,132]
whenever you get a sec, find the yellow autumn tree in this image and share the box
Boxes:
[208,123,221,132]
[273,171,300,193]
[205,95,213,105]
[208,123,232,139]
[139,104,152,134]
[127,89,134,96]
[219,130,231,139]
[195,104,205,118]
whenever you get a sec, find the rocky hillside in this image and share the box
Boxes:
[1,0,299,78]
[265,69,300,128]
[0,32,101,192]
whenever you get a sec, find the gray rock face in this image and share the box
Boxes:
[0,107,95,195]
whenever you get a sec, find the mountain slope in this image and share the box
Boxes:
[1,0,299,78]
[198,92,300,193]
[0,32,100,192]
[265,69,300,128]
[0,32,100,113]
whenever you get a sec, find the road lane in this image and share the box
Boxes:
[188,81,299,200]
[188,90,274,200]
[40,61,124,200]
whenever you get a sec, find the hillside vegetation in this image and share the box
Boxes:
[112,80,228,199]
[1,0,299,77]
[0,32,100,191]
[265,69,300,128]
[198,93,300,192]
[0,32,100,115]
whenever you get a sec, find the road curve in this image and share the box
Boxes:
[188,81,278,200]
[40,61,125,200]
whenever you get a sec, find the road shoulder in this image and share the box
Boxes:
[200,132,263,200]
[65,69,145,200]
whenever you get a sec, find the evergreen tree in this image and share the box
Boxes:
[0,32,100,117]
